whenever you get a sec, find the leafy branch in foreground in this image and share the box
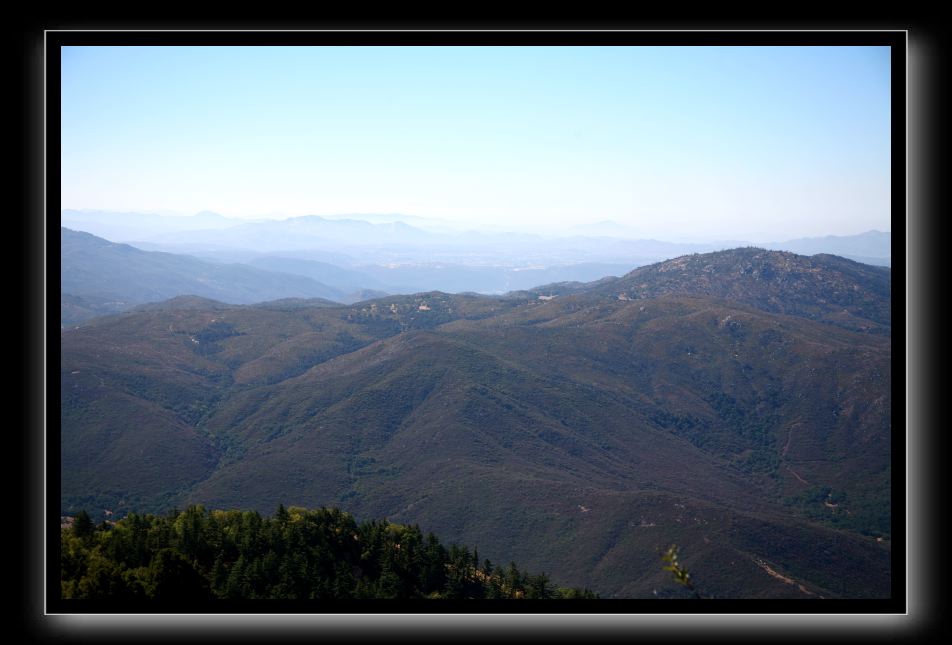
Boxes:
[661,544,702,599]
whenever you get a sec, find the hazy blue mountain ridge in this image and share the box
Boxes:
[61,215,891,328]
[61,228,353,325]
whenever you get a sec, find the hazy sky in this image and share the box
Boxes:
[61,45,892,241]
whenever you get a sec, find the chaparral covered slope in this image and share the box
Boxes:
[60,249,892,598]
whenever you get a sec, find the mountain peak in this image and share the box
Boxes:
[598,247,891,333]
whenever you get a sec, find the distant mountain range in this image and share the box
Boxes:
[61,228,379,325]
[61,248,892,599]
[63,210,891,268]
[60,220,891,327]
[61,209,244,241]
[763,230,891,266]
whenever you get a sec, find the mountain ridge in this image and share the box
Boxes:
[60,227,366,325]
[518,248,890,335]
[60,247,892,598]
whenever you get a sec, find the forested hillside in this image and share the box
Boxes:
[61,505,597,601]
[61,249,892,599]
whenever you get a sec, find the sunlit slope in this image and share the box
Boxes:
[61,249,892,598]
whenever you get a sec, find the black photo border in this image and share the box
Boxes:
[23,22,937,642]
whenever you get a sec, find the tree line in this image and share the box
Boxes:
[61,505,598,600]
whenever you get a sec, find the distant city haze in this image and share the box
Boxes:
[61,45,891,242]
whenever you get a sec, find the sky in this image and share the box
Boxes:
[60,45,892,242]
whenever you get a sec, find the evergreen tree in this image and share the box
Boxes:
[77,551,126,599]
[224,554,249,600]
[275,503,289,526]
[73,510,94,540]
[526,572,551,599]
[59,504,597,600]
[148,547,212,602]
[505,561,523,596]
[210,552,227,597]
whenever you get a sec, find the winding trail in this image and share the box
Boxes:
[755,558,822,598]
[786,465,810,485]
[782,422,801,458]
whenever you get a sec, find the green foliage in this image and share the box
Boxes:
[148,548,213,601]
[784,477,891,538]
[73,510,94,539]
[60,506,597,601]
[661,545,701,599]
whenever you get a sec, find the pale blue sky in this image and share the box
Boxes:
[60,45,891,241]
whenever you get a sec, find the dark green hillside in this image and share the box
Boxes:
[440,293,891,528]
[61,291,538,514]
[61,505,596,601]
[62,293,134,327]
[176,297,889,598]
[60,248,891,599]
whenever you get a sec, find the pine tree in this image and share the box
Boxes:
[148,547,212,602]
[224,554,249,599]
[73,510,94,539]
[526,572,551,599]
